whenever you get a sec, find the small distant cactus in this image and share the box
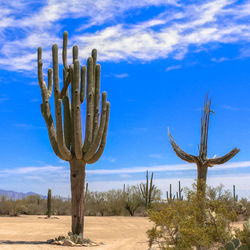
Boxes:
[233,185,238,206]
[166,181,183,201]
[47,189,52,218]
[166,183,173,201]
[139,171,158,208]
[178,180,183,200]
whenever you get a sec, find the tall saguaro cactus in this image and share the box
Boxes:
[37,31,110,238]
[168,96,239,194]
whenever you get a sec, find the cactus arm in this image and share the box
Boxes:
[83,57,94,152]
[73,58,83,159]
[80,66,86,103]
[199,96,211,160]
[168,131,198,164]
[62,69,71,150]
[37,47,43,83]
[63,31,69,71]
[206,148,240,166]
[52,44,72,161]
[83,92,107,161]
[47,68,52,97]
[37,47,62,159]
[92,49,97,82]
[60,31,71,99]
[93,64,101,141]
[68,64,75,154]
[86,102,110,164]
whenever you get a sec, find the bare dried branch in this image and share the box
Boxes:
[168,130,198,164]
[206,148,240,166]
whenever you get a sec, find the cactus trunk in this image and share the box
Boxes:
[70,159,85,237]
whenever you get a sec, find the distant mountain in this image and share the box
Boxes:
[0,189,69,201]
[0,189,47,200]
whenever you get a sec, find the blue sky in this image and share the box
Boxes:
[0,0,249,198]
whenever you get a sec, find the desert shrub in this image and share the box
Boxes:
[52,198,71,215]
[124,185,142,216]
[0,194,71,216]
[106,189,127,215]
[85,191,108,216]
[147,184,237,250]
[206,185,249,221]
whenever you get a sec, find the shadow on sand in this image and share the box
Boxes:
[0,240,48,245]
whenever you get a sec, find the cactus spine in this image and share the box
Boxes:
[37,31,110,238]
[47,189,52,218]
[168,95,239,194]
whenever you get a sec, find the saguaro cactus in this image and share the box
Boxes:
[37,31,110,238]
[47,189,52,218]
[233,184,238,206]
[168,96,239,194]
[139,171,157,208]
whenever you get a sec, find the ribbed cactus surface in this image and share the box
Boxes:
[37,31,110,238]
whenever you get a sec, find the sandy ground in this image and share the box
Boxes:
[0,215,153,250]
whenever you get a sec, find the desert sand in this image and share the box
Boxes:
[0,215,153,250]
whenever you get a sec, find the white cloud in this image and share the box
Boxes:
[0,0,249,71]
[0,165,65,174]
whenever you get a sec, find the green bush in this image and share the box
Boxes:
[147,184,237,249]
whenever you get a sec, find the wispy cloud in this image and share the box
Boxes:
[86,161,250,175]
[221,105,240,111]
[148,154,163,159]
[105,73,129,78]
[0,0,249,71]
[13,123,46,129]
[0,162,249,197]
[2,161,249,176]
[0,165,65,174]
[166,65,181,71]
[211,57,228,62]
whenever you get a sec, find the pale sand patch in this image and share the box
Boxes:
[0,215,153,250]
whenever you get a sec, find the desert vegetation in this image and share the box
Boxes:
[147,183,250,249]
[146,95,249,249]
